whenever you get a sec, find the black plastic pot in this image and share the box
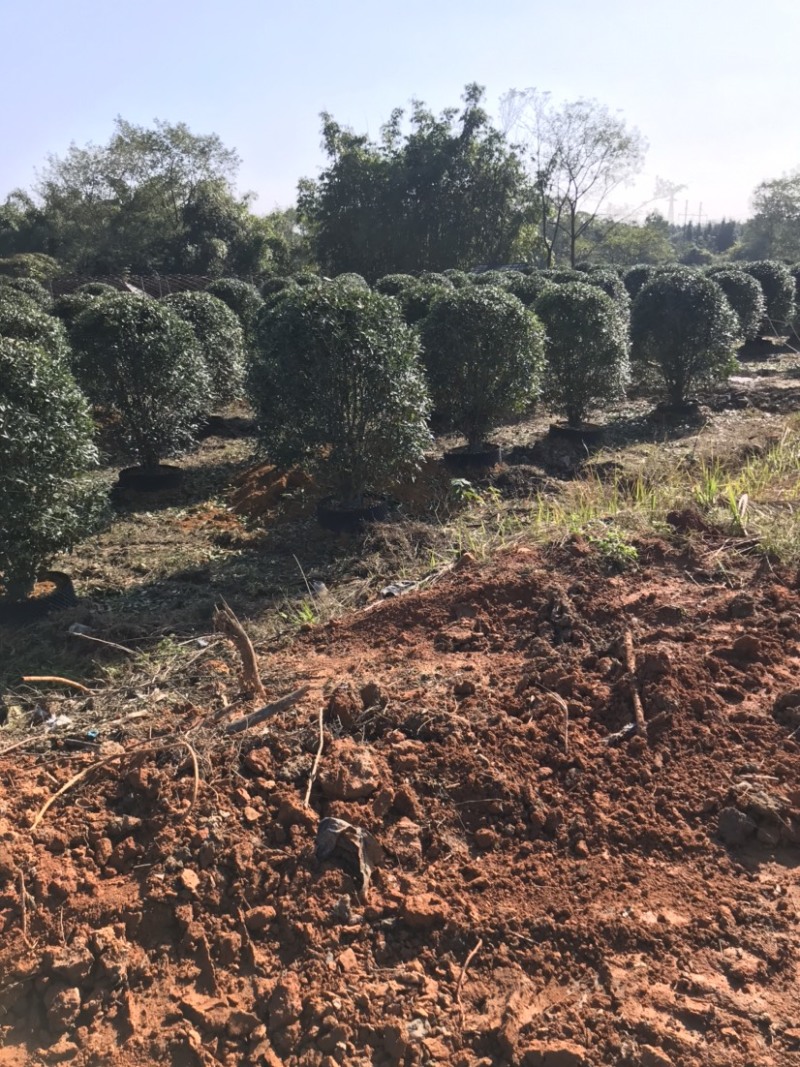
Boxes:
[442,444,503,472]
[317,494,389,533]
[0,571,77,626]
[114,464,184,493]
[548,423,605,447]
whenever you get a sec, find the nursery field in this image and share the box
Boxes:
[1,342,800,1066]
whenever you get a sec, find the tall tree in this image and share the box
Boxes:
[501,89,646,267]
[739,172,800,261]
[298,85,529,279]
[0,118,277,277]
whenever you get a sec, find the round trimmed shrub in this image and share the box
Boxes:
[0,338,104,599]
[260,276,292,298]
[0,295,70,363]
[75,282,118,298]
[707,269,765,341]
[333,272,370,290]
[420,287,545,449]
[535,283,630,427]
[163,291,246,405]
[205,278,264,347]
[375,274,417,298]
[0,253,61,282]
[417,272,454,288]
[631,272,741,407]
[504,272,555,308]
[442,270,471,288]
[0,276,52,311]
[470,270,513,290]
[623,264,656,299]
[249,284,431,507]
[741,260,795,333]
[541,269,584,286]
[72,295,211,471]
[292,270,323,288]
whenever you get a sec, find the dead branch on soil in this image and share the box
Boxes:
[222,685,310,735]
[31,739,200,829]
[67,631,137,657]
[213,600,266,701]
[456,937,484,1017]
[22,675,93,694]
[304,706,325,808]
[622,630,647,741]
[18,869,30,946]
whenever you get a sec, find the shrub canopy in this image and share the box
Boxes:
[250,284,431,506]
[707,269,765,341]
[631,272,740,406]
[741,260,795,332]
[535,282,630,426]
[623,264,656,299]
[0,294,70,363]
[72,295,211,469]
[205,278,264,346]
[163,291,246,405]
[0,276,52,311]
[420,286,545,448]
[0,338,103,597]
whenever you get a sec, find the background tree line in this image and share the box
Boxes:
[1,90,798,281]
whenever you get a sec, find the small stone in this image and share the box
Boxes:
[573,839,590,859]
[640,1046,673,1067]
[718,807,757,846]
[522,1040,588,1067]
[401,893,449,929]
[732,634,761,660]
[178,868,200,894]
[337,947,358,972]
[244,905,276,932]
[474,828,498,850]
[242,805,260,824]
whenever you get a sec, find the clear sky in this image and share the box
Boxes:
[3,0,799,223]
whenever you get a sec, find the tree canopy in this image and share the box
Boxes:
[298,85,529,279]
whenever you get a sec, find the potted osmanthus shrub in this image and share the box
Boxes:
[0,337,105,620]
[71,294,212,492]
[419,286,545,470]
[706,268,765,344]
[631,270,741,412]
[534,281,630,444]
[248,282,431,532]
[162,291,247,413]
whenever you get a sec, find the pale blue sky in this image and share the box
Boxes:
[3,0,798,222]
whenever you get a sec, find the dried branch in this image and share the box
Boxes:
[222,685,310,736]
[304,707,325,808]
[213,600,266,701]
[22,675,93,694]
[622,629,647,739]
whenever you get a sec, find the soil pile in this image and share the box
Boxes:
[1,532,799,1066]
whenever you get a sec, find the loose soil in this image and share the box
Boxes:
[1,533,800,1066]
[2,343,800,1065]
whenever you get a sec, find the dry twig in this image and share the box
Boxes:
[223,685,309,736]
[22,675,93,694]
[18,869,29,945]
[622,630,647,740]
[67,631,137,657]
[304,707,325,808]
[213,600,266,701]
[456,937,484,1014]
[31,739,200,829]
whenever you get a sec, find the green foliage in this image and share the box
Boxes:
[588,527,639,572]
[503,271,555,307]
[299,85,528,278]
[292,270,323,288]
[260,276,292,297]
[471,270,514,290]
[75,282,118,297]
[162,291,246,405]
[0,253,61,281]
[623,264,656,299]
[741,260,795,332]
[249,285,431,505]
[417,272,454,288]
[333,272,370,290]
[0,276,51,310]
[71,295,211,469]
[707,269,765,341]
[583,267,631,322]
[0,338,104,596]
[0,294,70,363]
[631,271,741,407]
[51,292,103,337]
[740,172,800,261]
[374,274,417,297]
[420,287,545,448]
[205,278,264,348]
[442,269,471,288]
[535,282,629,426]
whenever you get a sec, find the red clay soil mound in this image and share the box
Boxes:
[1,537,800,1066]
[229,464,315,522]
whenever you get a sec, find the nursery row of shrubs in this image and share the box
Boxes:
[0,258,792,600]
